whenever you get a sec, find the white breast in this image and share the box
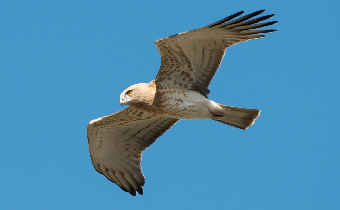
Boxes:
[160,90,215,119]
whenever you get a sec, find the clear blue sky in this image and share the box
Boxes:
[1,1,339,209]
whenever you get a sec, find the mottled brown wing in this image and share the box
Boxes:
[155,10,277,96]
[87,106,179,196]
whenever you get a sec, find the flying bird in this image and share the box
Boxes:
[87,10,277,196]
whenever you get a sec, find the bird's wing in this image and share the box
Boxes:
[155,10,277,96]
[87,106,179,196]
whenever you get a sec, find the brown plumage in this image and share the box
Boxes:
[88,10,277,196]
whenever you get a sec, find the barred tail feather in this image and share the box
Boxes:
[213,104,260,130]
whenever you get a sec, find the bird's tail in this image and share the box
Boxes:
[212,104,260,130]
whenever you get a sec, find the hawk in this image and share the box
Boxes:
[87,10,277,196]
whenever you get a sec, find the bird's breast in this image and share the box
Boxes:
[157,90,211,119]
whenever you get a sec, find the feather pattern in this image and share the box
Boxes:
[88,107,178,195]
[87,10,277,196]
[155,10,277,96]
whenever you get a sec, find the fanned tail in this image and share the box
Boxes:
[213,104,260,130]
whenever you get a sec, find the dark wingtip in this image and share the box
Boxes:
[206,10,245,28]
[236,11,245,15]
[253,9,266,15]
[129,189,137,196]
[128,187,143,196]
[264,14,276,19]
[136,185,144,195]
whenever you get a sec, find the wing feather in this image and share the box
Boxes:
[217,10,266,27]
[87,107,179,196]
[155,10,277,96]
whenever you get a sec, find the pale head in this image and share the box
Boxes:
[119,82,156,107]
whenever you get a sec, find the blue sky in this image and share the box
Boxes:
[1,0,339,209]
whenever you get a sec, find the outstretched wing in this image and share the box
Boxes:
[87,107,179,196]
[155,10,277,96]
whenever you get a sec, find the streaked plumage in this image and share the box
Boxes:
[87,10,277,196]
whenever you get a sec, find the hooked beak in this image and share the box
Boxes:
[120,98,125,107]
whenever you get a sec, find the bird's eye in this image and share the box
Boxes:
[126,90,132,96]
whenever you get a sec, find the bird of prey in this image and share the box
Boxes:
[87,10,277,196]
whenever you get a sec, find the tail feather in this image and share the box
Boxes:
[213,104,260,130]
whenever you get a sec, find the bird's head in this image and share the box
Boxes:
[119,83,152,107]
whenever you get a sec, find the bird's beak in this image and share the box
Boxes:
[120,98,124,107]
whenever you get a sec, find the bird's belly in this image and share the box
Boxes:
[158,91,212,119]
